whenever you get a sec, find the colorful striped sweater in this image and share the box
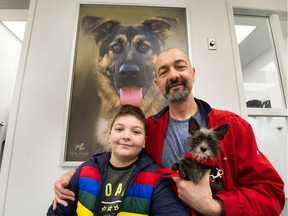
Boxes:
[47,152,190,216]
[77,165,158,216]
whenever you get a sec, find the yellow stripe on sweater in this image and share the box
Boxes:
[76,201,93,216]
[118,212,148,216]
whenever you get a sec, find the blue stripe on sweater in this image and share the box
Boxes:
[79,177,100,195]
[125,183,154,200]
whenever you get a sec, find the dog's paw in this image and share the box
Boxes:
[172,162,179,171]
[176,160,191,180]
[172,162,187,179]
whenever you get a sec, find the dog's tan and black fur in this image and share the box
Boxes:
[67,16,177,156]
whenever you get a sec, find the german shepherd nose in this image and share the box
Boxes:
[119,64,140,78]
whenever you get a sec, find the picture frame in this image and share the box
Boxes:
[62,1,190,166]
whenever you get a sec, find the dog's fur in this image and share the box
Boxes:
[172,117,229,194]
[69,16,178,154]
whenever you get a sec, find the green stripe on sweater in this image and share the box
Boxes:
[79,190,97,212]
[121,196,151,213]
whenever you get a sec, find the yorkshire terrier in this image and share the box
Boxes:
[172,117,229,194]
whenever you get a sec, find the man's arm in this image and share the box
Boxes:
[52,169,76,210]
[206,112,285,215]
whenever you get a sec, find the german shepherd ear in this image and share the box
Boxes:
[81,16,120,43]
[188,117,200,135]
[214,123,229,140]
[142,16,178,43]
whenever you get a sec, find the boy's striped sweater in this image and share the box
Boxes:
[77,165,158,215]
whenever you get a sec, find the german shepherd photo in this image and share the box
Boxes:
[65,6,188,162]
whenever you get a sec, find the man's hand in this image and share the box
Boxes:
[52,169,76,210]
[172,169,224,216]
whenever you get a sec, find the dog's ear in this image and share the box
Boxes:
[142,16,178,43]
[81,16,120,43]
[214,123,229,140]
[188,117,200,135]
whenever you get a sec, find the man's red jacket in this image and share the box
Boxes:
[146,98,285,216]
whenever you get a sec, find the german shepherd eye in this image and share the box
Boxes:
[111,44,121,52]
[139,43,150,52]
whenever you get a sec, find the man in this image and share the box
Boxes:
[53,48,285,215]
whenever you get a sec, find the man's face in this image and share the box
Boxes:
[154,49,195,103]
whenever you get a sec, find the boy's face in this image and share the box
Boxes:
[109,115,146,165]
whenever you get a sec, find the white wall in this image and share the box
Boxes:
[187,0,241,112]
[0,0,286,215]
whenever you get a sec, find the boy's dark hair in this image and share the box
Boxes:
[110,105,147,135]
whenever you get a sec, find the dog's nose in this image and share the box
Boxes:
[119,64,140,77]
[200,146,207,152]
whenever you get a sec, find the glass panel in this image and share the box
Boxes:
[1,21,26,41]
[0,21,24,169]
[235,15,286,109]
[248,116,287,195]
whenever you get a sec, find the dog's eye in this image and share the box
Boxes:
[111,44,121,52]
[140,44,149,51]
[208,138,216,146]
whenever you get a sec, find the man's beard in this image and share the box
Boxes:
[165,78,190,103]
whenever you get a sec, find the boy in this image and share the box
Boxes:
[47,104,189,215]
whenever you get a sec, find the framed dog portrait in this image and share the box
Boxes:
[62,2,189,165]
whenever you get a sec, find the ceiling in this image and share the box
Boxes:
[0,0,30,9]
[0,0,286,69]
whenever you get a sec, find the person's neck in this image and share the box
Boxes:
[110,154,138,168]
[168,96,197,120]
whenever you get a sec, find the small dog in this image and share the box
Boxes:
[172,117,229,194]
